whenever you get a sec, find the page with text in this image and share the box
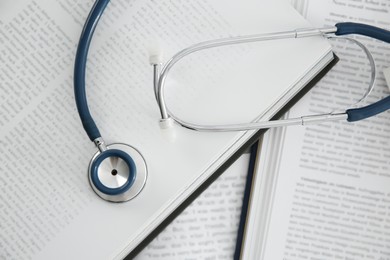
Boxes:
[136,153,249,260]
[262,1,390,259]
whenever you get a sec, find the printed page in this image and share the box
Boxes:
[0,1,332,259]
[135,153,250,260]
[0,2,246,259]
[261,1,390,259]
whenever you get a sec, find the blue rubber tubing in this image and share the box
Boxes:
[336,22,390,121]
[347,96,390,122]
[335,22,390,43]
[74,0,110,141]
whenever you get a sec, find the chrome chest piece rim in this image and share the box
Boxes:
[88,143,147,202]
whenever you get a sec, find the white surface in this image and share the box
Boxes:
[0,0,331,259]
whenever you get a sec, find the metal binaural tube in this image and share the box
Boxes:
[171,113,348,132]
[154,27,337,120]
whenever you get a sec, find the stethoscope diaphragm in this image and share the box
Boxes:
[88,143,147,202]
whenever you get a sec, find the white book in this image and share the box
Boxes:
[0,0,333,259]
[241,1,390,259]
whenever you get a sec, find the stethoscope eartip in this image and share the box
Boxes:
[149,53,163,65]
[148,42,163,65]
[159,118,177,142]
[159,118,175,129]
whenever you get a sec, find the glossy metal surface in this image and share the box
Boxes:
[172,113,348,131]
[88,143,148,202]
[153,64,160,102]
[153,26,337,120]
[97,155,130,188]
[151,27,378,132]
[94,137,107,152]
[326,36,376,109]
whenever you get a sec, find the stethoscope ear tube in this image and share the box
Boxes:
[335,22,390,43]
[346,96,390,122]
[74,0,110,141]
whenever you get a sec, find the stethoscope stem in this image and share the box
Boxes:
[94,137,107,152]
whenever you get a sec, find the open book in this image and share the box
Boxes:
[0,1,333,259]
[240,1,390,259]
[136,150,252,260]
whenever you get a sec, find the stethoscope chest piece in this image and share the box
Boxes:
[88,143,147,202]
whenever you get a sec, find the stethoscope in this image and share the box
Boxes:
[74,0,390,202]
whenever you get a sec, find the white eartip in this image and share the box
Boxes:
[147,41,163,65]
[159,118,176,142]
[149,53,163,65]
[159,118,175,129]
[384,67,390,91]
